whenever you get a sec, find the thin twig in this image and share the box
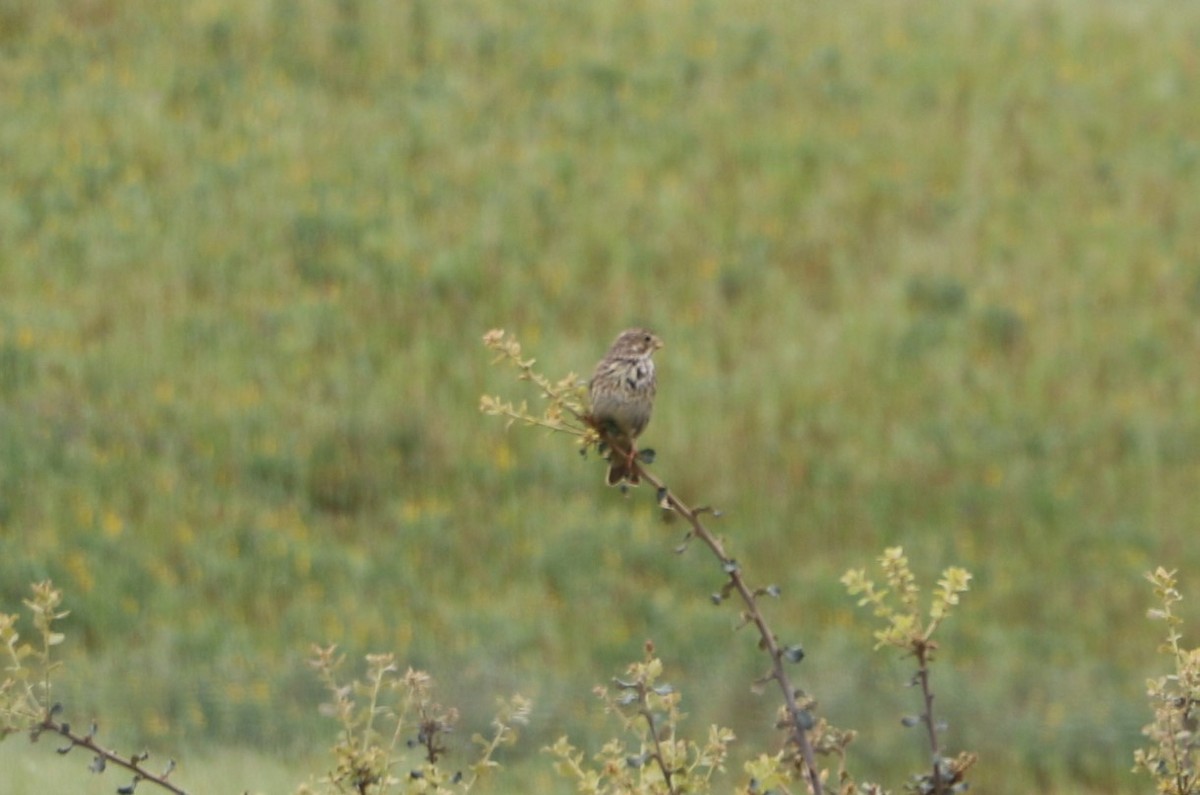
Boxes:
[914,642,943,793]
[633,680,678,795]
[35,709,186,795]
[620,454,824,795]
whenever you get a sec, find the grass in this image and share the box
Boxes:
[2,0,1200,791]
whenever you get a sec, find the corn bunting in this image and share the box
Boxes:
[588,328,664,486]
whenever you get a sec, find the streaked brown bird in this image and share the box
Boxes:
[588,328,663,485]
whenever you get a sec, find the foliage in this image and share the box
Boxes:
[1,581,66,739]
[843,549,975,794]
[296,646,529,795]
[2,582,187,794]
[545,645,735,795]
[1135,568,1200,794]
[480,329,592,441]
[842,548,972,655]
[4,583,528,795]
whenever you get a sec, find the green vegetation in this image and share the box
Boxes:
[2,0,1199,791]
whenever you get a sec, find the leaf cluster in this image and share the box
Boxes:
[842,549,975,794]
[479,329,594,443]
[1134,568,1200,794]
[297,645,529,795]
[841,547,972,655]
[545,647,735,795]
[3,582,188,794]
[1,581,67,739]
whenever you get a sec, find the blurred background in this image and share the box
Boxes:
[2,1,1199,792]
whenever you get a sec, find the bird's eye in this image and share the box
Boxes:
[643,334,652,343]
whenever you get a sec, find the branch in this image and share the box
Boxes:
[621,453,824,795]
[638,707,677,793]
[34,706,186,795]
[914,642,944,793]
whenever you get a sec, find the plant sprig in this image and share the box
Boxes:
[545,644,735,795]
[480,329,595,443]
[299,645,529,795]
[842,548,975,794]
[1,582,63,736]
[1134,567,1200,795]
[2,581,189,794]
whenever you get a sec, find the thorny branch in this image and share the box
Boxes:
[34,706,186,795]
[913,642,943,793]
[610,447,824,795]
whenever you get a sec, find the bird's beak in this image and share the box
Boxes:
[654,338,665,350]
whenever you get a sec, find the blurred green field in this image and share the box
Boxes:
[2,0,1199,791]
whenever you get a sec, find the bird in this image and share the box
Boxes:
[588,328,664,486]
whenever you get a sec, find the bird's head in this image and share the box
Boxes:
[611,328,664,358]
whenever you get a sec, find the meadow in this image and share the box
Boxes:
[2,0,1200,792]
